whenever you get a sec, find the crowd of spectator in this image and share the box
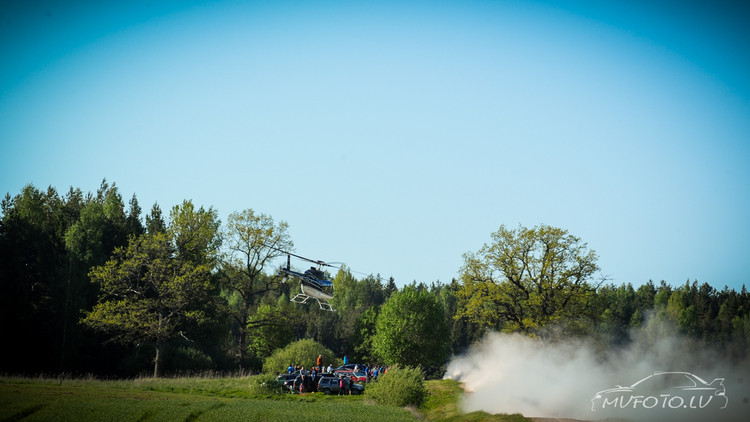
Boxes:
[281,355,389,395]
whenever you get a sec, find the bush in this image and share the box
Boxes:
[262,339,339,374]
[247,373,282,395]
[164,346,214,372]
[366,365,427,407]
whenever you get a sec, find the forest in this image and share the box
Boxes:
[1,181,749,378]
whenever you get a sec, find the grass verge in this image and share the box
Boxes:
[0,376,531,422]
[0,377,414,422]
[421,379,531,422]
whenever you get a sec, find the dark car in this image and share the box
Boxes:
[286,372,333,393]
[318,376,365,395]
[275,374,297,388]
[282,376,297,393]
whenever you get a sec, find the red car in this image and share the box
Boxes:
[333,370,368,383]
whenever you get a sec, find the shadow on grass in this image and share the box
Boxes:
[2,404,45,422]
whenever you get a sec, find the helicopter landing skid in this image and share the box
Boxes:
[290,293,335,312]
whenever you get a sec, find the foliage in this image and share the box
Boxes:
[169,200,221,267]
[373,286,451,371]
[457,224,599,334]
[82,231,216,376]
[163,345,215,372]
[247,373,282,395]
[332,269,389,359]
[366,365,427,407]
[222,209,293,368]
[80,201,221,377]
[3,181,750,378]
[352,306,379,362]
[0,181,143,374]
[262,339,339,374]
[246,304,296,360]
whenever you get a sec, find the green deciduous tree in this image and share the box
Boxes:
[223,209,293,368]
[82,232,215,377]
[457,224,600,334]
[246,303,296,362]
[373,286,451,371]
[169,200,221,267]
[351,306,379,362]
[82,200,221,377]
[331,269,388,357]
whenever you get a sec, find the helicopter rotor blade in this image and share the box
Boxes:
[253,241,343,269]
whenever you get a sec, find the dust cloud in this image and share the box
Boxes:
[444,315,749,421]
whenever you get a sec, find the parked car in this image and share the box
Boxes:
[335,364,366,372]
[282,376,297,393]
[285,372,335,393]
[318,376,365,395]
[275,374,297,388]
[333,370,368,383]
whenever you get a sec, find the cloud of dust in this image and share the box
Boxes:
[444,314,749,421]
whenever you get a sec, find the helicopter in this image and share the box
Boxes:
[276,251,339,312]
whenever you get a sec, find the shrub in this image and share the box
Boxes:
[247,373,282,395]
[164,346,214,372]
[262,339,339,374]
[366,365,427,407]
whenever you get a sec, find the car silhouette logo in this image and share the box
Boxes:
[591,371,728,411]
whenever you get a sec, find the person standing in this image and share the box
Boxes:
[310,367,318,393]
[316,354,323,372]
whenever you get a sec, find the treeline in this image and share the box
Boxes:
[1,182,748,377]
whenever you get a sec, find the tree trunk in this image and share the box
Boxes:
[237,300,249,370]
[153,313,164,378]
[153,339,164,378]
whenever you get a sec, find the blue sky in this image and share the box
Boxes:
[2,0,749,290]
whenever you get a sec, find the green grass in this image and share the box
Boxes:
[421,379,531,422]
[0,376,531,422]
[0,377,413,422]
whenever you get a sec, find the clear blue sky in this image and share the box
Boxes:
[2,0,748,290]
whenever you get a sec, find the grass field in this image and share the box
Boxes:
[0,376,530,422]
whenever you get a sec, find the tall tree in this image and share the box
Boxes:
[82,232,215,377]
[0,185,67,373]
[125,194,144,237]
[223,209,293,369]
[457,224,600,334]
[169,200,221,267]
[373,286,451,372]
[351,306,379,362]
[81,200,221,377]
[146,203,166,234]
[330,269,387,356]
[246,302,296,363]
